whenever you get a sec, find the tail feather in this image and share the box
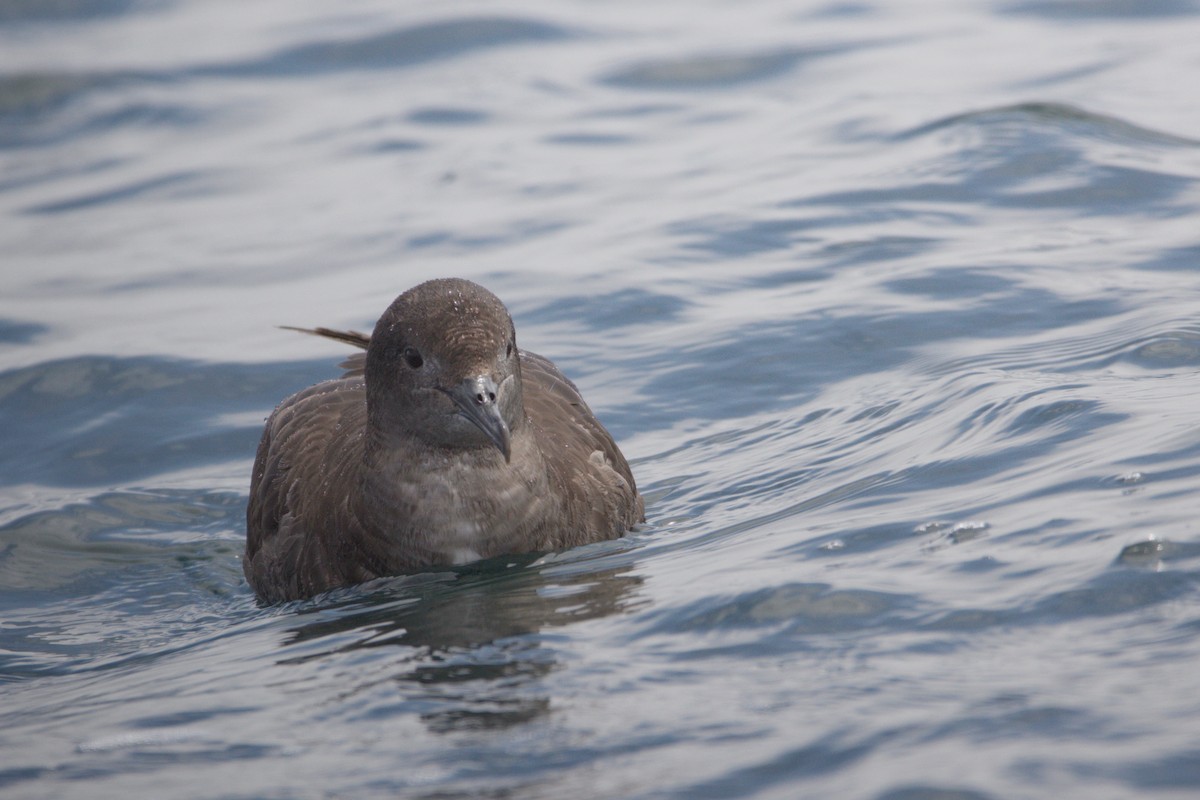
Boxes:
[281,326,370,350]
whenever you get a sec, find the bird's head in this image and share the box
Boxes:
[365,278,524,463]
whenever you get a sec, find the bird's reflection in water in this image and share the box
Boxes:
[274,551,645,733]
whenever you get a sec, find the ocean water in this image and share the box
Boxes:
[3,1,1200,798]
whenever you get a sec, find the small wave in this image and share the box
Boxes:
[199,16,571,78]
[602,46,835,91]
[933,318,1200,375]
[896,101,1200,148]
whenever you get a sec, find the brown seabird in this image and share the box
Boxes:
[244,278,644,602]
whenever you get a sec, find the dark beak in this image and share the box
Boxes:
[442,375,511,463]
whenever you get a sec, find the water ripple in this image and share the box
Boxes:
[896,102,1200,148]
[603,46,839,91]
[0,356,321,487]
[200,17,572,78]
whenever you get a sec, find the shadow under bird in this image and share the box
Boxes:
[244,278,644,603]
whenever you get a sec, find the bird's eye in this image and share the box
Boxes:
[402,347,423,369]
[506,340,514,358]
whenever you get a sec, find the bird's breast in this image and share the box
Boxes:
[364,433,554,567]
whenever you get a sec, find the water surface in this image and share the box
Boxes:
[3,1,1200,798]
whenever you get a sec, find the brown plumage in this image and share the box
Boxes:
[245,278,644,603]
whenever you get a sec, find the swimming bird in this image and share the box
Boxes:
[244,278,643,602]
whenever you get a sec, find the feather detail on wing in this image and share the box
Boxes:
[245,376,372,601]
[518,349,645,542]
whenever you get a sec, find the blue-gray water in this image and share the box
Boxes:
[3,1,1200,798]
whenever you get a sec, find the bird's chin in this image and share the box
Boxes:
[452,411,511,463]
